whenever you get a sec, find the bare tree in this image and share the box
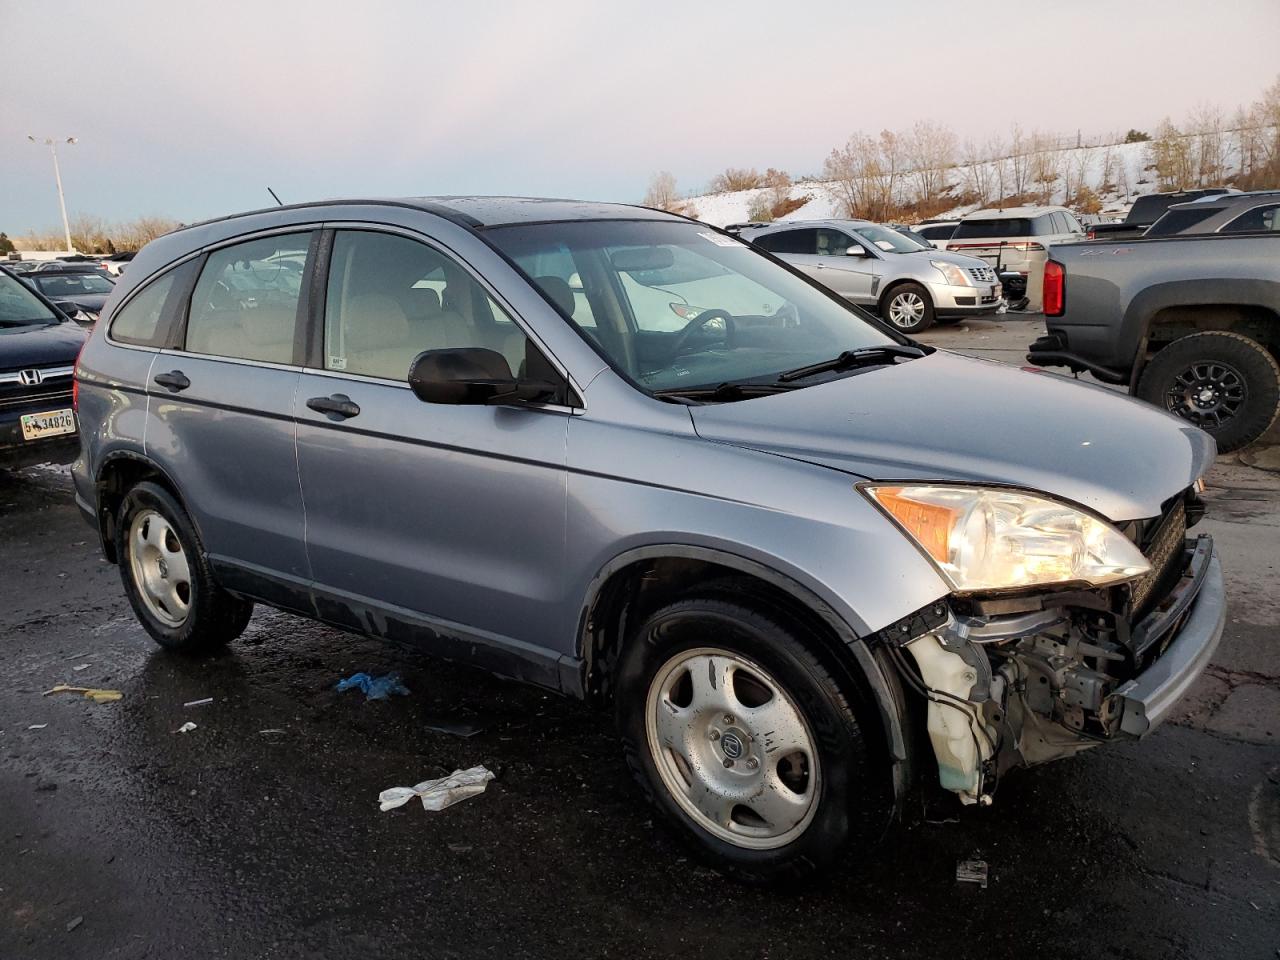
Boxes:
[1007,123,1030,197]
[906,120,956,210]
[643,171,682,212]
[1187,103,1227,185]
[1148,118,1193,190]
[959,137,995,205]
[708,168,765,193]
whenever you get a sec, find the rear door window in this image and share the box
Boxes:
[184,233,313,364]
[753,229,818,255]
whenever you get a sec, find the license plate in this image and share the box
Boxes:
[20,408,76,441]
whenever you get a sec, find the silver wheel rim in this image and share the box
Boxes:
[128,509,192,627]
[888,291,926,328]
[644,646,820,850]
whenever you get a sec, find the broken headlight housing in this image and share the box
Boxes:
[864,484,1150,592]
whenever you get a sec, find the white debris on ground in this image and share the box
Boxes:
[379,766,495,813]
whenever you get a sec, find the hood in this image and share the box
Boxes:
[0,320,88,370]
[690,351,1213,521]
[50,293,108,313]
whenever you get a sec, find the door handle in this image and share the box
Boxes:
[153,370,190,392]
[306,393,361,420]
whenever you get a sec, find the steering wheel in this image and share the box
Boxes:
[666,308,736,362]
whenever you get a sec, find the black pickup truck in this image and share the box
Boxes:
[1087,189,1235,241]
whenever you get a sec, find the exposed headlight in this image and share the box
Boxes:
[931,261,970,286]
[668,303,706,320]
[864,484,1150,592]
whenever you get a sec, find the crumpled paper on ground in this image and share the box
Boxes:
[379,766,495,813]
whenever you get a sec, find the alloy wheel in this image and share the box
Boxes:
[644,647,820,850]
[888,291,926,329]
[1165,360,1246,428]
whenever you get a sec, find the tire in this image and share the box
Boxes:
[615,597,890,883]
[115,481,253,653]
[1136,332,1280,453]
[880,282,935,333]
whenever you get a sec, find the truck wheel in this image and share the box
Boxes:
[1137,332,1280,452]
[881,283,935,333]
[116,481,254,653]
[615,597,890,883]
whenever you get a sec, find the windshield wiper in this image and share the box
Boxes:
[777,345,925,383]
[654,381,795,404]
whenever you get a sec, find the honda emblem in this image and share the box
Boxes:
[18,369,43,386]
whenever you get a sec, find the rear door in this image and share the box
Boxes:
[145,229,316,604]
[293,226,573,684]
[752,228,821,279]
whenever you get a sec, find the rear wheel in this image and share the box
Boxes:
[1137,332,1280,452]
[880,282,934,334]
[116,482,253,653]
[615,597,890,883]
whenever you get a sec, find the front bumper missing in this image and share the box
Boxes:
[1115,542,1225,737]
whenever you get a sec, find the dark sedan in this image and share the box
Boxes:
[23,270,114,324]
[0,267,87,469]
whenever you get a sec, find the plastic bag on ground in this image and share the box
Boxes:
[379,766,495,813]
[336,672,410,701]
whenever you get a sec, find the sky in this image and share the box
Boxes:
[2,0,1278,234]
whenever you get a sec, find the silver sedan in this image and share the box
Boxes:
[737,219,1005,333]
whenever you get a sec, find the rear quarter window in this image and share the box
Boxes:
[109,262,195,346]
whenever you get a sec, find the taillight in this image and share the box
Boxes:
[1086,229,1096,240]
[72,341,86,411]
[1043,260,1065,316]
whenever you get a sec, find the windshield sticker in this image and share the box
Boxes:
[698,231,743,248]
[874,240,895,251]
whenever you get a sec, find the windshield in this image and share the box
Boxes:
[852,223,926,254]
[486,220,897,394]
[33,273,114,296]
[0,271,62,328]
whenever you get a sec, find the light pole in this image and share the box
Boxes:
[27,136,77,253]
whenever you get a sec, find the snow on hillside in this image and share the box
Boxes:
[686,139,1160,228]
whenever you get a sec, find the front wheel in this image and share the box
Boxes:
[615,597,890,883]
[880,282,934,333]
[1136,332,1280,452]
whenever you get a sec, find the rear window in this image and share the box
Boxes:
[1144,207,1220,238]
[918,224,956,240]
[953,218,1033,239]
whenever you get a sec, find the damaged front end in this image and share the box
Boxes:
[872,487,1226,806]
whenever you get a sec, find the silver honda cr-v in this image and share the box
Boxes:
[72,197,1225,882]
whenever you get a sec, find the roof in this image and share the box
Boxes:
[736,218,873,232]
[963,206,1069,219]
[177,196,683,234]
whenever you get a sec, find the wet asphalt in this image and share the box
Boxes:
[2,321,1278,959]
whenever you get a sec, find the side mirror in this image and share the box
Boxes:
[845,244,867,257]
[408,347,559,406]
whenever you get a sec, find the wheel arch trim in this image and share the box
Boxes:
[574,543,911,772]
